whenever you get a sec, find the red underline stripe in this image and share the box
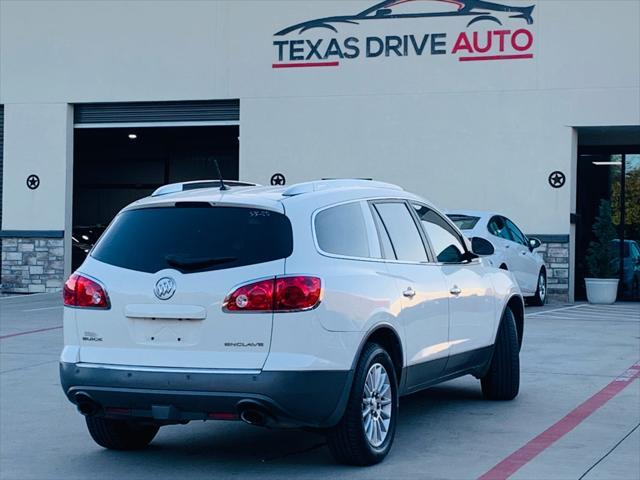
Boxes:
[0,325,62,340]
[272,61,340,69]
[478,362,640,480]
[459,54,533,62]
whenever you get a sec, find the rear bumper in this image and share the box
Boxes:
[60,362,353,428]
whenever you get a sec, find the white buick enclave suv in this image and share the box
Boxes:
[60,179,524,465]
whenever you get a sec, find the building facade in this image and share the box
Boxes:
[1,0,639,301]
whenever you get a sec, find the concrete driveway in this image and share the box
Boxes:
[1,294,638,479]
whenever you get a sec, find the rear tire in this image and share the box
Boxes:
[481,307,520,400]
[327,343,398,466]
[86,417,159,450]
[529,270,547,306]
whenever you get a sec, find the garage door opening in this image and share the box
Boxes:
[72,126,239,270]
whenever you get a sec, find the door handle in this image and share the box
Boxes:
[450,285,462,296]
[403,287,416,299]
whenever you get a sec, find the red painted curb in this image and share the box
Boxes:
[478,362,640,480]
[0,325,62,340]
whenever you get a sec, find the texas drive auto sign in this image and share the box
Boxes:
[273,0,535,68]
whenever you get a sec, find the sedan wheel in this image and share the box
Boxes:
[529,270,547,306]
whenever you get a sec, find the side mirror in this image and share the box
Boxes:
[528,237,542,251]
[471,237,495,256]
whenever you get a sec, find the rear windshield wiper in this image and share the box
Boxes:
[165,255,237,271]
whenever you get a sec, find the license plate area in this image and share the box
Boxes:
[131,318,203,346]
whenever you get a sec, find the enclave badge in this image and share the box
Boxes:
[154,277,176,300]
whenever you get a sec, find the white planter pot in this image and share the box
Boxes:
[585,278,619,304]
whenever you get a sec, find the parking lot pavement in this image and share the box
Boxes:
[1,294,638,480]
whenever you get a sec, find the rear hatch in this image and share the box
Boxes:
[73,201,292,370]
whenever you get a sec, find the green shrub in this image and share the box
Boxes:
[585,200,617,278]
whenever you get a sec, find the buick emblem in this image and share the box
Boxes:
[154,277,176,300]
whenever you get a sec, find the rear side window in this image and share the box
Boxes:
[374,202,428,262]
[371,206,396,259]
[488,216,512,241]
[315,202,371,258]
[447,214,480,230]
[91,206,293,273]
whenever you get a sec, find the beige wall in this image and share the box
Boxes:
[1,0,639,235]
[1,103,72,231]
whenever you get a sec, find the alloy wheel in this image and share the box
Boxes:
[539,273,546,301]
[362,363,392,447]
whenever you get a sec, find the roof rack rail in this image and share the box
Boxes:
[282,179,403,197]
[151,180,258,197]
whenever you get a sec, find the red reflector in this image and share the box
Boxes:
[208,412,239,421]
[223,276,321,313]
[63,273,110,309]
[275,276,321,311]
[223,278,275,311]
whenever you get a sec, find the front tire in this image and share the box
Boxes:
[529,270,547,306]
[86,416,159,450]
[481,307,520,400]
[327,343,398,466]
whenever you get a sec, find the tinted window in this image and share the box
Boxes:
[611,240,631,258]
[92,206,293,273]
[374,202,428,262]
[447,214,480,230]
[505,218,528,246]
[315,202,370,258]
[371,205,396,260]
[413,204,466,263]
[488,216,512,241]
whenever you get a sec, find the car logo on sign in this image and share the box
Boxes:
[154,277,176,300]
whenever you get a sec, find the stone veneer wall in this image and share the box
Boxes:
[0,234,572,299]
[1,238,64,293]
[534,238,570,301]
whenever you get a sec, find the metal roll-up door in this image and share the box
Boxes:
[74,100,239,127]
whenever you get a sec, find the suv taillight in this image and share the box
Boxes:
[63,273,110,309]
[223,276,321,313]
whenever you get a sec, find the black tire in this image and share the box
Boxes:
[529,270,547,306]
[327,343,399,466]
[481,307,520,400]
[86,416,159,450]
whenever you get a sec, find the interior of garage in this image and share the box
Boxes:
[72,126,239,269]
[575,127,640,301]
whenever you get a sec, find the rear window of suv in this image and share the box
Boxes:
[91,205,293,273]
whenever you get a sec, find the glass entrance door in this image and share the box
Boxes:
[576,149,640,301]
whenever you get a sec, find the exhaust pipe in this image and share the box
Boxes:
[240,408,267,426]
[74,392,101,416]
